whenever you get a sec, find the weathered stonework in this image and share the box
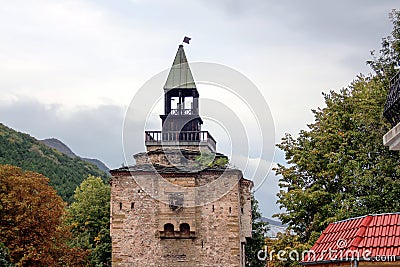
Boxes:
[110,44,253,266]
[110,149,253,267]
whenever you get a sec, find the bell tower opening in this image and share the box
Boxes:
[145,44,216,153]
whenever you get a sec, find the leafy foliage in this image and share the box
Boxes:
[0,123,109,203]
[245,195,268,267]
[67,176,111,267]
[0,242,14,267]
[265,231,310,267]
[367,10,400,79]
[274,9,400,243]
[0,164,88,266]
[195,152,229,168]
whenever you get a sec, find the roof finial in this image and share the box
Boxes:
[182,36,191,45]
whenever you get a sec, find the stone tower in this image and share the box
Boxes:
[110,44,253,267]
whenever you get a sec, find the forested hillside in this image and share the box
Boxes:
[40,138,110,172]
[0,123,109,202]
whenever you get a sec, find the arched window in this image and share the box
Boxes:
[180,223,190,238]
[164,223,174,237]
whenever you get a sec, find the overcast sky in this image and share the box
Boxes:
[0,0,397,218]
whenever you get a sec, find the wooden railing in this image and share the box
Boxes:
[145,131,216,149]
[170,109,194,115]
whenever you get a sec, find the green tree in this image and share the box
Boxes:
[245,195,268,267]
[67,175,111,266]
[367,10,400,79]
[0,123,109,203]
[274,10,400,243]
[265,231,310,267]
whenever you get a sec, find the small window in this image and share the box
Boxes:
[119,202,122,210]
[180,223,190,238]
[212,205,215,212]
[229,207,232,214]
[164,223,174,238]
[131,202,135,209]
[241,207,244,214]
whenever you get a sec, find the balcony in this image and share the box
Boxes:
[384,70,400,126]
[145,131,216,151]
[170,108,194,115]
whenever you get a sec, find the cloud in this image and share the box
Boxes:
[0,95,285,217]
[200,0,394,46]
[0,96,126,169]
[255,170,282,218]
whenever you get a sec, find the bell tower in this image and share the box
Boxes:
[161,44,201,133]
[145,45,216,155]
[110,43,253,267]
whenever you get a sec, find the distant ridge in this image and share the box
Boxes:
[82,158,109,173]
[260,217,288,239]
[40,138,76,158]
[40,138,110,173]
[260,217,286,227]
[0,123,109,202]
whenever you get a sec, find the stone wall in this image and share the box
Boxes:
[110,169,252,267]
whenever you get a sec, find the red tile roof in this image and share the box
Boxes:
[302,213,400,264]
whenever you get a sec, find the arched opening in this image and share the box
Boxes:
[164,223,175,238]
[180,223,190,238]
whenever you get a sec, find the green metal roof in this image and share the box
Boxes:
[163,45,196,91]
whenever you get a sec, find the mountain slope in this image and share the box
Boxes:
[40,138,109,172]
[81,158,109,173]
[0,123,109,203]
[40,138,77,158]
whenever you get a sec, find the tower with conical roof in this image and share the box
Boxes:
[145,44,215,154]
[110,44,253,267]
[161,45,201,134]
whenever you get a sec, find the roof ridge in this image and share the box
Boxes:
[349,215,373,249]
[333,212,400,224]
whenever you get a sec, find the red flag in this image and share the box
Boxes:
[183,36,191,44]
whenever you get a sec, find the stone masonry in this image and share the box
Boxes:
[110,153,253,266]
[110,44,253,266]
